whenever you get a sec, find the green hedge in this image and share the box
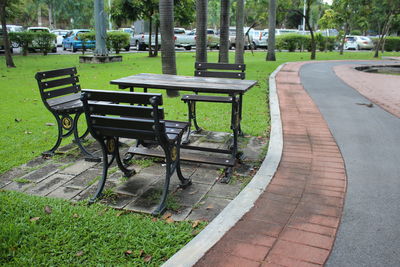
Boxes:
[371,37,400,52]
[80,31,130,54]
[276,33,337,52]
[9,32,35,56]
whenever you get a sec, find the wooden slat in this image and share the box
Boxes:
[40,76,79,89]
[194,70,245,79]
[181,95,233,103]
[43,85,80,99]
[88,102,164,119]
[47,93,81,107]
[83,89,162,105]
[110,74,257,94]
[35,67,77,80]
[51,99,82,112]
[92,126,156,140]
[165,120,189,130]
[195,62,246,71]
[128,147,235,166]
[90,115,161,132]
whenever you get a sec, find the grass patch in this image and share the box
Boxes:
[129,158,156,169]
[86,175,101,187]
[0,190,202,266]
[2,51,398,174]
[12,178,31,184]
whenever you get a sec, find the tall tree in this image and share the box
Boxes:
[94,0,108,56]
[0,0,16,68]
[266,0,276,61]
[235,0,244,64]
[218,0,230,63]
[196,0,208,63]
[159,0,179,97]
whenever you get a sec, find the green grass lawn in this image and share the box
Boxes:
[1,50,399,266]
[0,190,205,266]
[0,51,399,173]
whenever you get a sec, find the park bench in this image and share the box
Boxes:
[35,67,97,160]
[81,89,192,215]
[181,62,246,142]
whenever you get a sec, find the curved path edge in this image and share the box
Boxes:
[162,64,285,267]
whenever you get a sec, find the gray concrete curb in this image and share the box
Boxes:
[162,64,285,267]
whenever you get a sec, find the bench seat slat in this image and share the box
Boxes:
[83,89,162,105]
[44,85,80,99]
[41,76,80,89]
[88,102,164,119]
[195,62,245,71]
[165,120,189,130]
[181,95,233,103]
[47,93,81,107]
[35,67,77,79]
[194,70,245,79]
[90,115,161,132]
[93,126,156,140]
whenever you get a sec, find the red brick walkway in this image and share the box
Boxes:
[334,64,400,118]
[195,62,347,267]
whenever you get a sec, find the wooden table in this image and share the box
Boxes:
[110,73,258,182]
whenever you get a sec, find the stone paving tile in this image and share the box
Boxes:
[186,196,231,222]
[207,182,242,200]
[47,186,82,200]
[26,173,73,196]
[59,159,98,176]
[64,167,103,189]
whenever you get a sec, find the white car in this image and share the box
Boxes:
[344,36,374,50]
[51,29,69,47]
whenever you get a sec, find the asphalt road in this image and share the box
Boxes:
[300,61,400,267]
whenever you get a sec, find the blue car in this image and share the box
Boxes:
[62,29,95,52]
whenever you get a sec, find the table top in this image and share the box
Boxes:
[110,73,258,94]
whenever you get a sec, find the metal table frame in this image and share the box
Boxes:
[110,73,257,182]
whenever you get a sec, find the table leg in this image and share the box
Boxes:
[238,93,244,136]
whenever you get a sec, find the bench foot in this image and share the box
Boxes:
[220,167,233,184]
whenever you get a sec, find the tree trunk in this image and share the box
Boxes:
[339,23,349,55]
[196,0,208,63]
[235,0,244,64]
[94,0,108,56]
[0,1,15,68]
[159,0,179,97]
[154,22,159,56]
[38,5,42,26]
[218,0,230,63]
[148,17,154,57]
[48,4,53,29]
[266,0,276,61]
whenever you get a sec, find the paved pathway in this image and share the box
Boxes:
[193,60,400,266]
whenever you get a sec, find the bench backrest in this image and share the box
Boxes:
[194,62,246,79]
[81,89,166,141]
[35,67,81,110]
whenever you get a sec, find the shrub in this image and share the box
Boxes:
[371,36,400,52]
[33,32,57,55]
[276,34,310,52]
[350,30,362,36]
[107,32,130,54]
[9,32,34,56]
[79,32,96,54]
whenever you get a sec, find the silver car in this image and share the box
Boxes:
[344,36,374,50]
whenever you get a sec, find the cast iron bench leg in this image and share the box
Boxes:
[73,111,100,162]
[42,113,63,156]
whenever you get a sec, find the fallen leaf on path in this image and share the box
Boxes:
[44,205,52,214]
[76,251,84,257]
[116,210,129,217]
[151,218,158,222]
[15,118,21,122]
[124,250,132,255]
[161,212,172,220]
[166,218,175,224]
[143,255,152,262]
[206,204,214,210]
[189,190,198,195]
[30,217,40,222]
[192,220,201,228]
[72,213,79,218]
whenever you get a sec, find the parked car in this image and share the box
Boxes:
[248,29,268,49]
[27,26,57,53]
[206,29,220,49]
[229,27,251,49]
[51,29,69,47]
[3,25,23,48]
[174,27,195,50]
[344,36,374,50]
[62,29,95,52]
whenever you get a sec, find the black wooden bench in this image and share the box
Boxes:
[81,89,192,215]
[35,67,98,160]
[181,62,246,143]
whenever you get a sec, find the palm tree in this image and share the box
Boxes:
[266,0,276,61]
[159,0,179,97]
[94,0,108,56]
[235,0,244,64]
[0,0,16,68]
[195,0,207,63]
[218,0,229,63]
